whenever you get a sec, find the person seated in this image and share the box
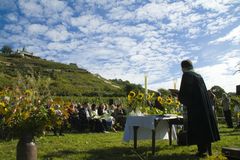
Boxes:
[78,102,92,132]
[113,104,127,130]
[98,103,116,132]
[85,103,108,133]
[67,103,79,132]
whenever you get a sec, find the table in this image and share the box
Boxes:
[123,115,183,155]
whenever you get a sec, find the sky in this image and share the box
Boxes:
[0,0,240,93]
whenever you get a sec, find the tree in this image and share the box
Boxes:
[234,63,240,75]
[157,88,171,96]
[211,85,225,99]
[1,45,13,54]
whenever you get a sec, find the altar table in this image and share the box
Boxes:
[123,115,183,155]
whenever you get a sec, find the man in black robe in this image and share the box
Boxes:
[178,60,220,157]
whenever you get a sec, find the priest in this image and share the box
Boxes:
[178,60,220,157]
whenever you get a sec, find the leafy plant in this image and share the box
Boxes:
[127,91,181,115]
[157,95,181,115]
[0,75,69,139]
[1,45,13,55]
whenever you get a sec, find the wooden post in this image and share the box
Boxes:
[168,120,172,146]
[152,129,156,155]
[133,126,139,149]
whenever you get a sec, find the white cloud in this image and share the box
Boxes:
[196,64,239,92]
[210,25,240,45]
[196,50,240,92]
[6,13,18,22]
[41,0,67,13]
[191,0,232,12]
[71,15,106,34]
[136,2,190,21]
[217,50,240,71]
[110,37,137,51]
[28,24,48,35]
[206,15,237,34]
[4,25,23,33]
[187,27,201,38]
[107,6,135,20]
[46,25,70,42]
[47,41,81,53]
[19,0,43,17]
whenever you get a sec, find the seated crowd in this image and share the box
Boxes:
[54,102,127,135]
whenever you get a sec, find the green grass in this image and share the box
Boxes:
[0,124,239,160]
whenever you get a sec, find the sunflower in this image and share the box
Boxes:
[147,92,155,100]
[0,102,8,115]
[136,92,144,100]
[166,97,173,105]
[157,96,164,104]
[175,101,181,108]
[128,91,136,101]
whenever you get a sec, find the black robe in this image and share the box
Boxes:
[179,71,220,145]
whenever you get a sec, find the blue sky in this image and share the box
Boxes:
[0,0,240,92]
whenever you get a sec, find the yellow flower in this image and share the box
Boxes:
[175,101,181,108]
[147,92,155,100]
[0,107,7,115]
[49,107,55,113]
[136,92,144,100]
[128,91,136,101]
[25,89,32,95]
[0,91,4,96]
[0,102,8,115]
[23,112,30,120]
[0,102,5,108]
[166,97,173,105]
[157,96,163,104]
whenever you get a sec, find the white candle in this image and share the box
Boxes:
[144,74,148,99]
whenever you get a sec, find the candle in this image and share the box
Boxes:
[173,79,177,89]
[144,74,148,100]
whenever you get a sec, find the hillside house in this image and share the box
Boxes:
[16,47,34,58]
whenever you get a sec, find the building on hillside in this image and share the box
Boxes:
[69,63,78,68]
[16,47,35,58]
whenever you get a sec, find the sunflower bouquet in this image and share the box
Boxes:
[127,91,182,116]
[127,91,145,114]
[0,75,69,139]
[127,91,162,115]
[157,95,182,115]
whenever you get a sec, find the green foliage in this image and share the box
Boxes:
[1,45,13,55]
[0,75,52,138]
[211,85,226,99]
[158,88,171,96]
[110,79,144,95]
[0,55,129,97]
[213,95,240,118]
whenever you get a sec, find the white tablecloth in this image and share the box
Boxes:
[123,115,178,142]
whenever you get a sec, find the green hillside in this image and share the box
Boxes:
[0,54,128,97]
